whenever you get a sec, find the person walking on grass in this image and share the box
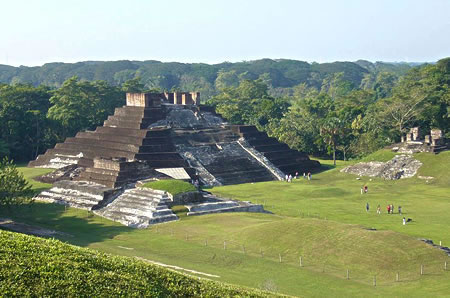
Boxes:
[387,205,391,214]
[377,205,381,214]
[366,202,370,212]
[403,217,406,225]
[390,204,394,214]
[398,206,402,214]
[361,187,364,195]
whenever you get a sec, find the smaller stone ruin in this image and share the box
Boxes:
[393,127,447,154]
[341,154,422,180]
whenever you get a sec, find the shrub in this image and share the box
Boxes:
[0,230,272,297]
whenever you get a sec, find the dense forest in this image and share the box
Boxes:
[0,58,448,163]
[0,59,415,99]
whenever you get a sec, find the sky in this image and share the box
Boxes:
[0,0,449,67]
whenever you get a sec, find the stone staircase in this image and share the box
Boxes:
[231,125,321,175]
[95,187,178,228]
[173,127,276,185]
[34,180,117,210]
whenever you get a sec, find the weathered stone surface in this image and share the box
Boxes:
[95,187,177,228]
[185,193,265,216]
[341,155,422,180]
[33,164,83,184]
[171,191,204,205]
[149,105,225,129]
[397,128,447,154]
[34,180,119,210]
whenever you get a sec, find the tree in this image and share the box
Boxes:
[121,77,145,93]
[0,140,9,158]
[214,69,239,90]
[373,72,397,99]
[0,84,51,160]
[47,76,124,137]
[0,157,33,207]
[320,117,344,165]
[376,75,428,137]
[320,72,354,100]
[209,78,273,125]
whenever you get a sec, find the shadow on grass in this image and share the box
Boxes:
[31,187,52,195]
[0,202,131,247]
[314,163,336,174]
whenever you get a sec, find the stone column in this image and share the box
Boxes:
[173,93,183,105]
[406,133,413,142]
[411,127,419,141]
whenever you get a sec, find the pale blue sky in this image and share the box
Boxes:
[1,0,449,66]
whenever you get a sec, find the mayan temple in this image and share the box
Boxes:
[29,92,320,227]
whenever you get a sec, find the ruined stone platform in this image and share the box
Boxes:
[341,154,423,180]
[95,187,178,228]
[185,193,265,216]
[29,92,320,227]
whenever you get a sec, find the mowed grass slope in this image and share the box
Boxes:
[211,151,450,246]
[2,150,448,297]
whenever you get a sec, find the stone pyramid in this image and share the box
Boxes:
[29,93,191,187]
[29,92,321,188]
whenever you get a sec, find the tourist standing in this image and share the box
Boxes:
[403,217,406,225]
[285,174,288,182]
[377,205,381,214]
[366,202,369,212]
[387,205,391,214]
[295,172,298,179]
[390,204,394,214]
[398,206,402,214]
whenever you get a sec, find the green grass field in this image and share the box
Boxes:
[1,151,449,297]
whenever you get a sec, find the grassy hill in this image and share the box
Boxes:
[1,150,448,297]
[0,230,271,297]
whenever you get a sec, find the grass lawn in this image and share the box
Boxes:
[141,179,196,195]
[1,151,448,297]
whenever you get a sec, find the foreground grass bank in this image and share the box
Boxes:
[0,230,271,297]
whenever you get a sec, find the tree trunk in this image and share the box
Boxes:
[333,143,336,166]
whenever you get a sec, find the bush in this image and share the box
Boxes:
[0,157,33,207]
[0,230,271,297]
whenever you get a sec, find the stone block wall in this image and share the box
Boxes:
[126,93,164,107]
